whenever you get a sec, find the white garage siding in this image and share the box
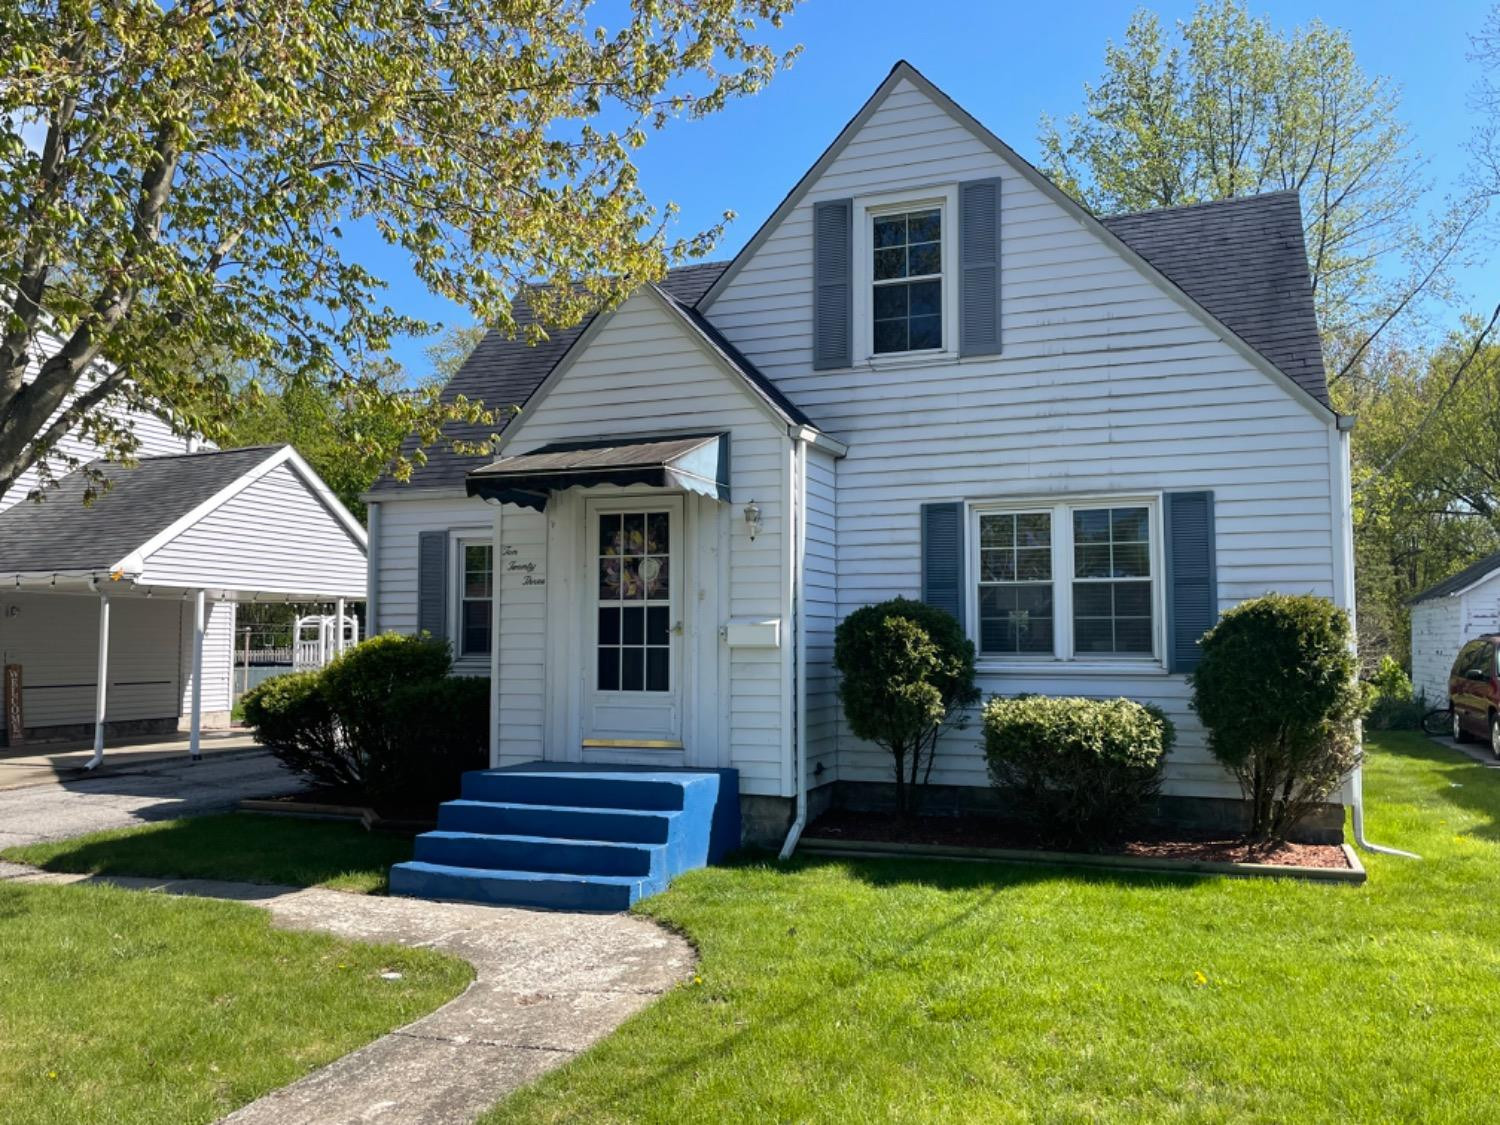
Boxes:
[0,591,184,732]
[179,598,236,723]
[703,75,1339,801]
[1411,572,1500,708]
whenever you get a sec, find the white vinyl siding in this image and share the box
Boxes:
[0,592,184,731]
[138,462,366,597]
[178,598,236,722]
[372,495,492,637]
[704,76,1337,801]
[1411,573,1500,708]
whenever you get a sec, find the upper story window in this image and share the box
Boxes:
[971,497,1161,664]
[457,540,493,658]
[872,208,943,354]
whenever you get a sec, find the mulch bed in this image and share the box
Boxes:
[804,808,1351,869]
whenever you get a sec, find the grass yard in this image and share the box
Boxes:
[0,879,470,1125]
[4,813,410,893]
[484,732,1500,1124]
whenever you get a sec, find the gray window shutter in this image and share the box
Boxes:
[813,198,853,370]
[920,502,966,631]
[1164,492,1217,673]
[959,177,1002,357]
[417,531,448,641]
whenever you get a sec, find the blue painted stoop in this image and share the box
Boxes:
[389,764,740,911]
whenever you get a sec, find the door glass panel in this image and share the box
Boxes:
[597,509,672,693]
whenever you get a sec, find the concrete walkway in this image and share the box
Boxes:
[0,866,695,1124]
[1428,732,1500,768]
[0,729,260,790]
[0,749,301,848]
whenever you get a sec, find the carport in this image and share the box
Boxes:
[0,445,367,767]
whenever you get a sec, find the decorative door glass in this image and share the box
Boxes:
[596,511,671,692]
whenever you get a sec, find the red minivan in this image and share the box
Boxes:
[1448,635,1500,748]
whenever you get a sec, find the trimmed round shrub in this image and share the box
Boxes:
[1190,593,1363,843]
[835,597,978,816]
[381,674,491,803]
[982,695,1173,845]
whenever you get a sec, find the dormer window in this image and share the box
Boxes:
[872,208,943,353]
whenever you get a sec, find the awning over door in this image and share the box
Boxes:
[466,433,730,511]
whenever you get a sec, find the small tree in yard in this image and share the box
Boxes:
[1190,593,1365,845]
[835,598,978,817]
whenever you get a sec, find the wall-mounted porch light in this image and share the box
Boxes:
[743,500,763,542]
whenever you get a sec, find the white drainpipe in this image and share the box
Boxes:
[779,436,809,860]
[85,579,110,771]
[189,588,205,761]
[1347,761,1419,859]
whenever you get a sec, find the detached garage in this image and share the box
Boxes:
[0,444,366,765]
[1410,551,1500,705]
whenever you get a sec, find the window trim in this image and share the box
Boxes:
[450,531,494,663]
[851,184,959,367]
[966,493,1167,671]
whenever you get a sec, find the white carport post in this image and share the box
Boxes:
[335,596,347,657]
[189,588,205,761]
[85,588,111,771]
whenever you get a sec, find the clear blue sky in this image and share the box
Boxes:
[370,0,1493,376]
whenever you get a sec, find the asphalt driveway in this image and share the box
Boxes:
[0,748,301,849]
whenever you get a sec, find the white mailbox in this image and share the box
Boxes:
[723,618,781,648]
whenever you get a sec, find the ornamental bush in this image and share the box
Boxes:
[244,633,486,803]
[835,598,979,817]
[1365,655,1422,730]
[1190,593,1364,844]
[982,695,1173,845]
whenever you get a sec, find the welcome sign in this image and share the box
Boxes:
[3,664,22,746]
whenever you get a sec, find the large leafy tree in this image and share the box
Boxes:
[1038,0,1470,389]
[0,0,798,504]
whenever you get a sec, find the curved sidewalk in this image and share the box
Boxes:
[1,866,695,1124]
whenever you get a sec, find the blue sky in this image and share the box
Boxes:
[370,0,1493,376]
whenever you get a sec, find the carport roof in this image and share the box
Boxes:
[0,445,366,597]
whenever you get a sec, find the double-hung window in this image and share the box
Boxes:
[457,540,493,659]
[972,498,1160,663]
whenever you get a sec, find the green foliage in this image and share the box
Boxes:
[1038,0,1438,360]
[981,695,1173,846]
[834,598,979,816]
[242,633,484,801]
[1190,593,1364,842]
[0,1,801,502]
[381,675,491,804]
[1364,654,1424,730]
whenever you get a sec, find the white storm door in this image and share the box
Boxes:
[584,497,684,747]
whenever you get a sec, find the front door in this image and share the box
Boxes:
[583,497,684,750]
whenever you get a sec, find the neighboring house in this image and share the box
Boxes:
[0,333,367,756]
[367,61,1354,845]
[1410,552,1500,705]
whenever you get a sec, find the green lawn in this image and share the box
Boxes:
[483,732,1500,1124]
[4,813,410,893]
[0,880,470,1125]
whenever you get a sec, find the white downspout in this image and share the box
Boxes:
[1330,417,1418,859]
[189,588,205,761]
[335,596,347,656]
[779,436,809,860]
[85,580,110,771]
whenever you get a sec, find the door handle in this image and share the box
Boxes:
[671,620,684,636]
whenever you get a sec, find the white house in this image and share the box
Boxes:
[1410,552,1500,705]
[367,62,1355,846]
[0,331,367,760]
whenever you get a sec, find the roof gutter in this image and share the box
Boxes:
[780,434,810,861]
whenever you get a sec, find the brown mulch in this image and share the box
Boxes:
[804,808,1350,869]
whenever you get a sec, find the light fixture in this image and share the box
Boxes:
[743,500,762,542]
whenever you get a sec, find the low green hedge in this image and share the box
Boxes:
[241,633,487,803]
[982,695,1173,845]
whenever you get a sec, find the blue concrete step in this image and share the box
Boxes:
[413,831,664,878]
[437,800,676,845]
[392,765,740,912]
[389,860,657,912]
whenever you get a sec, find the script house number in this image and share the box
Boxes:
[503,544,545,587]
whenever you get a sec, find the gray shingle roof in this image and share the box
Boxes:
[378,191,1330,496]
[0,445,282,574]
[1410,551,1500,605]
[1101,191,1329,407]
[372,263,729,493]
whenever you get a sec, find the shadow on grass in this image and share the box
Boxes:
[4,813,411,893]
[1367,733,1500,844]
